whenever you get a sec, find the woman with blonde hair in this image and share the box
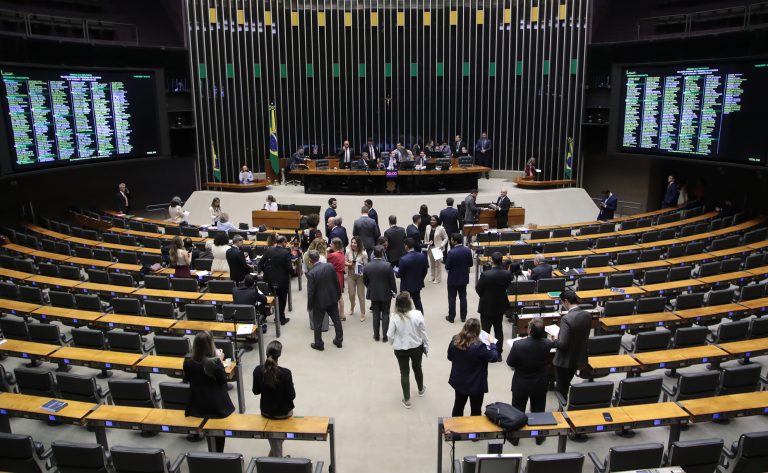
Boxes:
[345,236,368,321]
[386,292,429,409]
[447,318,497,416]
[524,157,536,179]
[169,235,192,279]
[303,237,327,271]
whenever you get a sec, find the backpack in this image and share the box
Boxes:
[484,402,528,432]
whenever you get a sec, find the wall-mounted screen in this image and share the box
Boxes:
[618,59,768,166]
[0,65,163,172]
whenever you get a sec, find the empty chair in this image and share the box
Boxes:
[170,278,198,292]
[208,279,236,294]
[0,280,20,299]
[14,259,36,274]
[720,430,768,473]
[588,443,664,473]
[186,452,251,473]
[109,379,159,408]
[184,303,219,321]
[615,251,639,265]
[71,328,108,350]
[740,283,766,301]
[636,296,667,314]
[37,262,60,277]
[615,235,636,246]
[643,268,668,285]
[56,367,110,403]
[154,336,191,357]
[14,367,57,397]
[128,221,144,231]
[54,241,71,256]
[595,237,616,249]
[193,258,213,271]
[623,329,672,353]
[115,251,139,265]
[679,224,698,237]
[640,231,660,244]
[670,326,709,348]
[508,245,532,256]
[499,232,521,242]
[537,278,565,294]
[543,242,566,253]
[659,228,677,240]
[59,265,82,281]
[252,456,324,473]
[666,438,724,473]
[744,253,765,269]
[685,241,706,256]
[556,256,583,269]
[587,335,622,356]
[718,364,762,395]
[710,237,733,251]
[577,276,606,291]
[721,257,742,273]
[579,226,598,236]
[556,381,614,411]
[708,320,750,344]
[666,245,686,259]
[28,323,69,346]
[41,239,57,253]
[19,286,46,304]
[607,272,633,288]
[613,376,663,406]
[636,218,653,228]
[675,293,705,310]
[142,237,162,249]
[708,288,735,306]
[143,223,160,233]
[111,446,183,473]
[743,228,767,245]
[749,317,768,339]
[552,228,571,238]
[111,297,142,315]
[669,265,693,281]
[658,213,681,225]
[109,272,135,287]
[640,248,663,262]
[709,218,723,231]
[0,432,53,473]
[165,226,181,236]
[529,230,550,240]
[620,220,638,231]
[118,235,138,246]
[698,261,722,278]
[662,371,720,401]
[566,240,590,251]
[143,275,171,290]
[603,300,635,317]
[140,254,164,267]
[0,364,17,393]
[222,304,257,323]
[107,331,152,354]
[0,317,30,340]
[92,249,114,261]
[181,227,201,238]
[598,223,615,234]
[158,382,190,410]
[82,229,99,240]
[0,253,15,269]
[51,441,110,473]
[584,255,610,268]
[476,232,496,243]
[75,293,104,311]
[144,300,175,319]
[524,453,584,473]
[86,269,110,284]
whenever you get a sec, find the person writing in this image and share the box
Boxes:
[387,292,429,409]
[252,340,295,457]
[239,165,254,184]
[184,331,235,452]
[447,318,498,416]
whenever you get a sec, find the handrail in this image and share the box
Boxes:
[590,198,642,218]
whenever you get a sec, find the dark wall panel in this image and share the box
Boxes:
[187,0,589,183]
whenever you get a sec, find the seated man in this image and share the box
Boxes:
[353,155,369,170]
[232,274,269,316]
[239,165,254,184]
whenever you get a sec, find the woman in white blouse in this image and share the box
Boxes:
[387,292,429,409]
[423,215,448,283]
[263,195,278,212]
[210,233,231,272]
[209,197,223,225]
[168,196,186,224]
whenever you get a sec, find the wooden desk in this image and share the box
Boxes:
[679,391,768,422]
[65,257,114,268]
[251,210,301,231]
[673,303,749,324]
[0,298,42,316]
[75,282,138,296]
[94,314,176,333]
[632,345,730,370]
[709,246,755,258]
[266,416,331,440]
[586,354,641,375]
[48,347,142,371]
[27,275,81,289]
[639,279,706,296]
[141,408,205,434]
[636,238,682,249]
[736,297,768,316]
[665,253,715,265]
[85,404,151,428]
[204,180,270,192]
[0,339,60,360]
[133,288,202,302]
[0,392,96,432]
[513,177,576,189]
[29,250,71,262]
[1,243,37,256]
[135,355,185,377]
[576,287,646,302]
[621,402,690,429]
[591,245,642,255]
[745,265,768,280]
[31,306,103,325]
[0,267,34,281]
[108,263,144,273]
[478,208,525,228]
[554,267,616,280]
[508,293,561,306]
[171,320,256,337]
[716,338,768,361]
[564,406,633,434]
[197,293,232,305]
[600,312,682,332]
[613,260,671,273]
[698,271,753,288]
[203,413,269,438]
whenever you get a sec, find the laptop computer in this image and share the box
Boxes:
[525,412,558,426]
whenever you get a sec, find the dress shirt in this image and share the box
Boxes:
[239,171,254,184]
[264,202,278,211]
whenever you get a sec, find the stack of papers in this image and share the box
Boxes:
[236,324,255,335]
[545,325,560,338]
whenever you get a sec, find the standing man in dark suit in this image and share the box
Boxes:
[397,238,428,314]
[493,188,512,229]
[552,290,591,397]
[257,235,292,325]
[383,215,406,268]
[463,189,479,244]
[338,140,353,168]
[363,246,397,342]
[352,206,380,257]
[115,182,131,213]
[406,215,422,249]
[452,134,465,158]
[439,198,460,241]
[474,132,492,179]
[226,235,253,285]
[476,252,512,355]
[324,198,337,237]
[662,175,679,208]
[527,254,553,281]
[444,234,473,323]
[362,138,380,163]
[597,189,618,221]
[306,250,343,350]
[364,199,380,234]
[328,217,349,249]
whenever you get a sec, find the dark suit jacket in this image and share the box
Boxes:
[384,226,407,264]
[368,208,380,232]
[306,262,340,311]
[259,246,292,289]
[476,267,512,318]
[463,194,479,224]
[352,216,380,251]
[231,286,268,309]
[362,143,380,160]
[183,357,235,418]
[363,258,397,301]
[329,225,349,249]
[226,246,252,283]
[452,140,465,157]
[324,207,337,236]
[447,341,498,396]
[439,207,460,237]
[444,244,473,287]
[115,191,130,213]
[406,224,421,248]
[553,308,592,369]
[252,365,295,418]
[663,183,679,207]
[397,250,428,293]
[496,195,511,215]
[529,263,553,281]
[338,147,354,165]
[506,337,554,396]
[598,194,618,220]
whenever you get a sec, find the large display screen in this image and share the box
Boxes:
[619,60,768,166]
[0,65,162,171]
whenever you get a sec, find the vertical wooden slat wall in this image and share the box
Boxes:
[186,0,590,184]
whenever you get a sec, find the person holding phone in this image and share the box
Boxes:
[183,331,235,452]
[447,318,498,416]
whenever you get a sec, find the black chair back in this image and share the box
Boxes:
[145,300,175,319]
[28,323,63,345]
[86,269,110,284]
[193,258,213,271]
[111,297,142,315]
[14,367,57,397]
[607,272,633,288]
[542,242,566,253]
[712,320,750,343]
[71,328,107,350]
[671,326,709,348]
[631,330,672,353]
[159,382,190,410]
[595,237,616,249]
[577,276,606,291]
[587,335,622,356]
[640,248,663,262]
[675,293,704,310]
[222,304,257,322]
[536,278,565,294]
[49,290,76,308]
[749,317,768,339]
[56,373,107,404]
[253,456,316,473]
[19,286,45,304]
[668,438,724,473]
[108,379,157,408]
[111,446,170,473]
[185,303,219,321]
[614,376,663,406]
[170,278,198,292]
[643,269,668,285]
[508,280,536,295]
[556,256,583,269]
[566,240,590,251]
[0,432,45,473]
[38,262,60,277]
[721,257,741,273]
[551,228,571,238]
[636,296,666,314]
[92,249,114,262]
[564,381,613,410]
[144,275,171,290]
[51,441,109,473]
[719,364,762,396]
[584,255,610,268]
[186,452,244,473]
[675,371,721,401]
[603,300,635,317]
[75,294,103,311]
[60,265,83,280]
[606,443,664,472]
[107,331,145,353]
[669,265,693,281]
[14,259,36,274]
[698,261,722,278]
[208,280,236,294]
[741,283,767,302]
[731,431,768,473]
[708,289,735,306]
[154,336,191,357]
[0,317,29,340]
[110,272,135,287]
[525,453,584,473]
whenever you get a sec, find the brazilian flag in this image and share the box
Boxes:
[211,140,221,182]
[269,104,279,175]
[564,137,573,179]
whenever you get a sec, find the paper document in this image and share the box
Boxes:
[236,324,255,336]
[430,248,444,261]
[506,336,525,348]
[194,270,210,277]
[0,339,6,345]
[479,330,494,346]
[545,325,560,338]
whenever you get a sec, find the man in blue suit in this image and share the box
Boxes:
[662,175,679,208]
[444,233,474,323]
[397,238,428,314]
[597,189,618,221]
[439,198,460,242]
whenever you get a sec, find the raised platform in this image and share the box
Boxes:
[513,177,577,189]
[203,180,270,192]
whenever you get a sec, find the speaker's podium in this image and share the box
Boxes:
[251,210,301,231]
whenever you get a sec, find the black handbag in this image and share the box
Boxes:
[484,402,528,432]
